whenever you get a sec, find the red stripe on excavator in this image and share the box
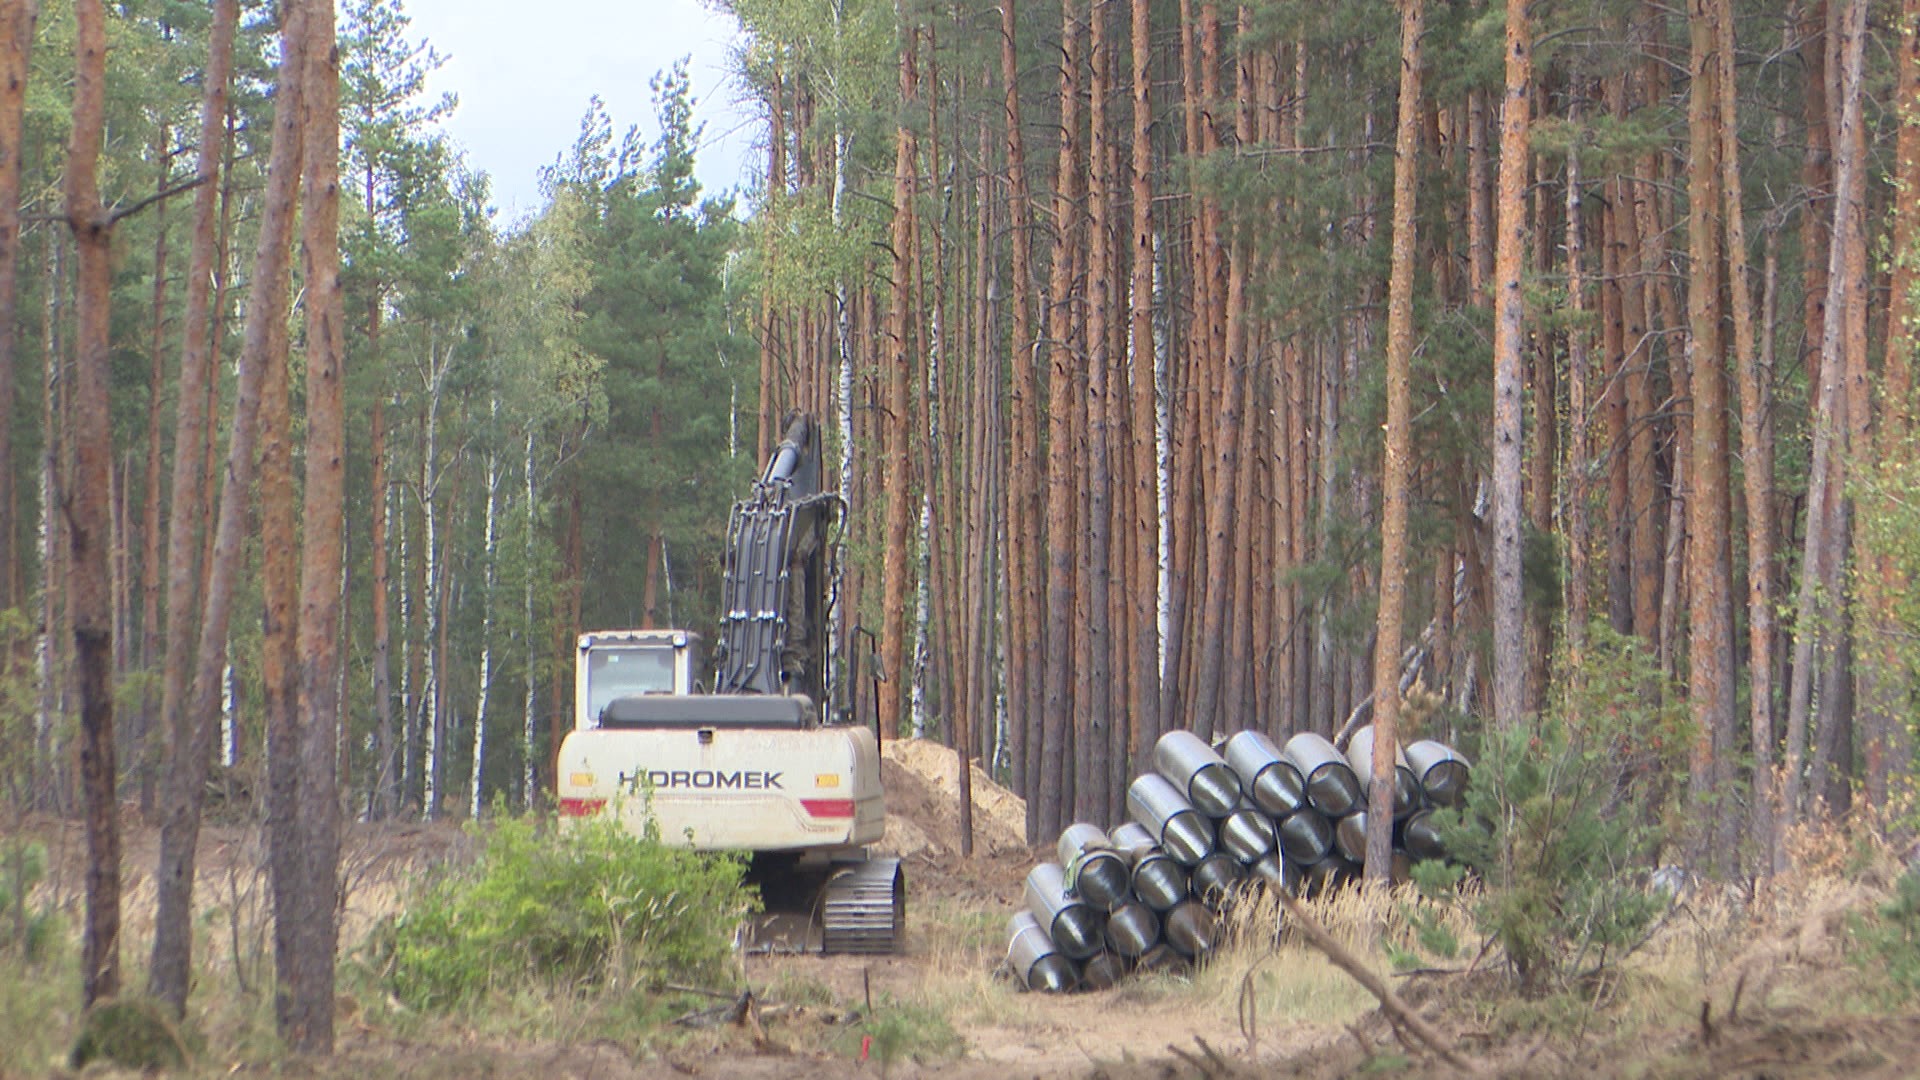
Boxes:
[558,797,607,817]
[801,798,856,819]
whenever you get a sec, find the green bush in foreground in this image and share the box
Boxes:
[1414,624,1677,992]
[383,816,756,1010]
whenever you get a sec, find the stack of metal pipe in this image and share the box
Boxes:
[1003,726,1471,993]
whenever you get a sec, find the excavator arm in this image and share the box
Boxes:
[713,412,841,706]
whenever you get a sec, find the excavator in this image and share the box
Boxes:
[555,413,904,954]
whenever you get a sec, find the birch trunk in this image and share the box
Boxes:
[470,421,499,821]
[524,430,540,810]
[1785,0,1867,830]
[1490,0,1532,730]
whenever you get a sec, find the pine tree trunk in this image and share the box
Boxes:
[278,0,346,1046]
[1861,0,1920,815]
[1039,2,1085,840]
[1716,0,1777,872]
[1078,0,1114,821]
[134,126,171,810]
[0,0,33,610]
[997,0,1042,822]
[879,16,921,742]
[67,0,120,1008]
[1490,0,1532,730]
[149,0,305,1015]
[1127,0,1163,761]
[1686,0,1738,871]
[1370,0,1424,885]
[1565,113,1591,653]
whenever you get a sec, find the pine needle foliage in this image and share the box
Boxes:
[1415,624,1681,991]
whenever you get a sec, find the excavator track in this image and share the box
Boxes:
[821,857,905,954]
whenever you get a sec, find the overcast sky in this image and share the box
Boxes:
[400,0,758,222]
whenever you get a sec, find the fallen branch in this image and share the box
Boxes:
[1275,890,1480,1074]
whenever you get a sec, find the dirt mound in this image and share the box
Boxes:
[877,738,1036,902]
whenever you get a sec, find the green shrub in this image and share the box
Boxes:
[1849,866,1920,1003]
[382,815,756,1009]
[1418,623,1678,991]
[0,839,59,962]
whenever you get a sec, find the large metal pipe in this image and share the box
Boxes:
[1080,950,1128,991]
[1103,900,1161,958]
[1333,809,1371,864]
[1218,805,1277,864]
[1345,724,1420,818]
[1111,819,1189,910]
[1163,900,1218,959]
[1223,730,1308,816]
[1108,820,1158,858]
[1190,852,1246,906]
[1127,773,1216,866]
[1134,942,1188,975]
[1405,739,1471,808]
[1129,846,1190,912]
[1401,807,1445,861]
[1302,855,1359,896]
[1251,851,1303,896]
[1025,862,1106,960]
[1154,730,1244,818]
[1276,807,1335,865]
[1057,823,1132,911]
[1006,910,1078,993]
[1283,732,1362,816]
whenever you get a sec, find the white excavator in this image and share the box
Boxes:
[554,413,904,954]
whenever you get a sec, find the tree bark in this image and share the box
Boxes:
[150,0,306,1015]
[1490,0,1531,731]
[0,0,34,610]
[1785,0,1866,831]
[997,0,1042,824]
[1127,0,1162,761]
[154,0,237,790]
[67,0,120,1009]
[1715,0,1776,873]
[1370,0,1423,886]
[879,16,921,743]
[278,0,346,1049]
[1862,0,1920,815]
[1686,0,1738,872]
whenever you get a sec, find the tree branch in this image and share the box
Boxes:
[109,174,209,224]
